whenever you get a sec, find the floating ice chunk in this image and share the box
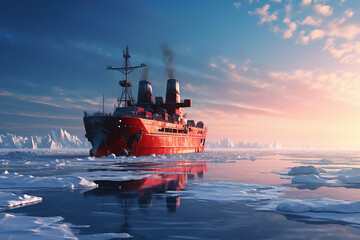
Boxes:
[276,201,311,213]
[0,213,76,239]
[288,165,325,175]
[322,168,360,184]
[186,181,285,202]
[78,232,132,239]
[319,158,333,163]
[268,198,360,213]
[291,174,328,184]
[0,171,97,189]
[258,198,360,227]
[106,153,116,159]
[0,192,42,209]
[74,171,148,182]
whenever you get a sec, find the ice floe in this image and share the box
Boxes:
[275,165,360,188]
[184,181,285,202]
[287,165,326,175]
[78,233,132,239]
[0,192,42,209]
[0,213,76,239]
[257,198,360,227]
[0,171,97,190]
[291,174,328,184]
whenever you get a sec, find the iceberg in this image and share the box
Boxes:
[0,129,90,149]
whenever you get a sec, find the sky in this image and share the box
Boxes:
[1,0,360,147]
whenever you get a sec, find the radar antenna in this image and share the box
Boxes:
[107,46,147,107]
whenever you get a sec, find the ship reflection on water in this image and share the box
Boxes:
[84,160,206,232]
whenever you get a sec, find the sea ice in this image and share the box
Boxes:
[291,174,328,184]
[322,168,360,184]
[185,181,285,202]
[0,171,97,190]
[78,233,132,239]
[287,165,325,175]
[0,191,42,209]
[258,198,360,227]
[0,213,77,239]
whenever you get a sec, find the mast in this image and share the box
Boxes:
[102,94,105,113]
[107,46,146,107]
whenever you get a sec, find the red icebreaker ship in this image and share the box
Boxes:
[83,46,207,157]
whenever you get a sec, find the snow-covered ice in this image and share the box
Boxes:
[0,129,90,149]
[287,165,326,175]
[0,213,76,239]
[0,192,42,209]
[185,181,286,202]
[291,174,328,184]
[0,171,97,190]
[78,233,132,239]
[275,164,360,187]
[257,198,360,227]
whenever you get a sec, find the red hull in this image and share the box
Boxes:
[84,116,207,157]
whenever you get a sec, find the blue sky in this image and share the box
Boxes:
[1,0,360,147]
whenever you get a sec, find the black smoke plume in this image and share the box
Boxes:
[161,43,175,79]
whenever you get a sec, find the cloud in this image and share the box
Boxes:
[301,16,322,26]
[244,1,360,64]
[309,29,325,40]
[0,91,12,96]
[82,99,100,106]
[26,100,65,109]
[314,4,333,17]
[209,63,217,68]
[326,18,360,40]
[301,0,312,6]
[323,38,360,64]
[182,83,200,92]
[233,2,241,9]
[297,30,310,45]
[249,4,277,24]
[283,21,297,39]
[344,9,354,18]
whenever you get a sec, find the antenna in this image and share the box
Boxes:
[107,46,147,107]
[102,94,105,113]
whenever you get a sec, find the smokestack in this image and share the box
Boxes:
[161,43,175,79]
[166,79,180,103]
[138,80,153,104]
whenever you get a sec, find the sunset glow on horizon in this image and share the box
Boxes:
[1,0,360,148]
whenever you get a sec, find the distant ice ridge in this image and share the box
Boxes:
[206,138,282,149]
[0,128,90,149]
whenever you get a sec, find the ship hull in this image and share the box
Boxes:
[83,116,207,157]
